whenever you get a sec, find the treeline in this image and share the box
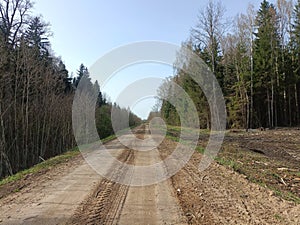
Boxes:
[0,0,141,179]
[160,0,300,129]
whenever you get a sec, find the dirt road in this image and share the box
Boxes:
[0,127,186,225]
[0,126,299,224]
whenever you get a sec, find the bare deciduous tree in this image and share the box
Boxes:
[277,0,293,125]
[191,0,226,73]
[0,0,33,46]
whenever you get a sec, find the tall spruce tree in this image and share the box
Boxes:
[289,0,300,124]
[25,16,51,56]
[253,0,280,127]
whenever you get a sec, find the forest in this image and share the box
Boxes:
[1,0,300,178]
[0,0,141,179]
[160,0,300,130]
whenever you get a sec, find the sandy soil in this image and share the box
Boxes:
[160,138,300,224]
[0,126,299,224]
[0,127,186,225]
[68,127,186,225]
[0,154,102,224]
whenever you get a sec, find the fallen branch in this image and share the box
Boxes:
[39,156,45,162]
[280,177,287,186]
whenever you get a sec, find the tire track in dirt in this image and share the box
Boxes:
[116,149,187,224]
[68,148,134,225]
[69,126,187,225]
[0,137,132,224]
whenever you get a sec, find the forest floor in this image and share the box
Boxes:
[0,126,299,224]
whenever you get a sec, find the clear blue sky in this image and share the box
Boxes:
[33,0,274,119]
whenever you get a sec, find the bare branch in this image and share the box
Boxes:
[0,0,33,46]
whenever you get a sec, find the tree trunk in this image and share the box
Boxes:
[271,81,274,128]
[295,83,299,124]
[267,88,271,128]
